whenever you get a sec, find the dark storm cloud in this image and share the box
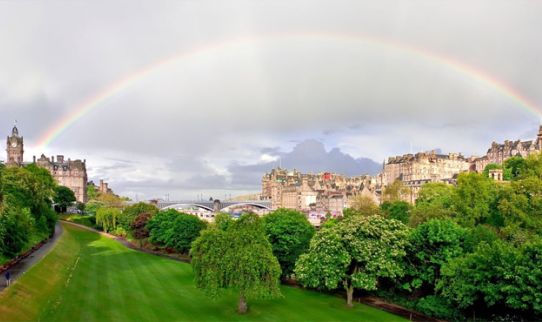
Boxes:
[228,140,380,189]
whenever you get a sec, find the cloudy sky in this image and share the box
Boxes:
[1,0,541,200]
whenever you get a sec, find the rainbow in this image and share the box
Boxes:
[36,31,541,148]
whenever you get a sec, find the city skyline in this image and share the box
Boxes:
[1,1,541,199]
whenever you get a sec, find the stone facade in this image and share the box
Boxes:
[472,125,542,172]
[5,126,88,203]
[383,151,470,186]
[261,168,376,213]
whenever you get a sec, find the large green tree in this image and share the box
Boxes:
[54,186,76,213]
[452,173,498,227]
[263,208,315,278]
[147,209,206,254]
[295,215,410,307]
[438,239,542,318]
[405,219,467,292]
[191,213,281,314]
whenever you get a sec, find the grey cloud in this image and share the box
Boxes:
[1,1,541,199]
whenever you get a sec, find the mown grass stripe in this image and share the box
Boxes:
[0,223,406,322]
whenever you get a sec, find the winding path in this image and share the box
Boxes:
[0,222,63,292]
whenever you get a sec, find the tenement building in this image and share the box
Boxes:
[261,168,377,214]
[5,125,88,203]
[472,125,542,172]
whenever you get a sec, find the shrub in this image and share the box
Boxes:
[148,209,207,253]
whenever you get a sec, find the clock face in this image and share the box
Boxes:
[11,141,17,148]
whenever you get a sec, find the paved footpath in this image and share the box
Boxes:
[0,222,63,292]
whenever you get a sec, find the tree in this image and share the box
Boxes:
[131,212,154,242]
[147,209,206,253]
[295,215,410,307]
[504,156,526,179]
[0,206,34,257]
[118,202,158,231]
[452,173,497,227]
[348,195,381,216]
[263,209,315,278]
[191,213,281,314]
[54,186,76,213]
[96,207,121,233]
[382,180,409,203]
[381,201,411,224]
[405,219,467,292]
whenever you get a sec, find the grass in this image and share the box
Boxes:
[0,223,406,322]
[61,214,96,229]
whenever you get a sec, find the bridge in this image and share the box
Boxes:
[156,199,272,212]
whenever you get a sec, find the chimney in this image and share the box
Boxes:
[51,156,55,163]
[33,155,36,163]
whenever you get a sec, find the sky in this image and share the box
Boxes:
[1,0,541,200]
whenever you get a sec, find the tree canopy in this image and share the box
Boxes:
[263,208,315,278]
[191,213,281,314]
[295,215,410,307]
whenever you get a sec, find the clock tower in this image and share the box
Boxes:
[6,125,24,165]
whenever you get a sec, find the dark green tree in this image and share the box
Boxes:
[263,208,315,278]
[504,156,526,179]
[53,186,76,213]
[147,209,206,253]
[381,200,411,224]
[405,219,467,291]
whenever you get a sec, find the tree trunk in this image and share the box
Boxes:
[346,285,354,308]
[238,294,248,314]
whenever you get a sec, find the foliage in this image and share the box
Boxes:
[263,208,315,278]
[95,207,121,233]
[87,183,98,200]
[382,180,409,202]
[0,163,58,259]
[452,172,498,227]
[84,200,106,216]
[118,202,158,231]
[348,195,381,216]
[131,212,154,240]
[0,206,34,257]
[405,219,467,291]
[438,239,542,317]
[410,183,455,226]
[147,209,206,253]
[381,201,411,224]
[483,163,512,181]
[53,186,76,213]
[415,295,461,320]
[496,177,542,234]
[295,215,410,307]
[504,156,526,179]
[191,213,281,313]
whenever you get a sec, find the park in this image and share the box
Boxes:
[0,222,404,322]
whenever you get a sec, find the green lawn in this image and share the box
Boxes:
[0,223,405,322]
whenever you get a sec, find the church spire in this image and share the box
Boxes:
[12,120,19,136]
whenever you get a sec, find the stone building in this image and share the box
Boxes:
[383,151,470,185]
[261,168,376,213]
[5,126,88,203]
[472,125,542,172]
